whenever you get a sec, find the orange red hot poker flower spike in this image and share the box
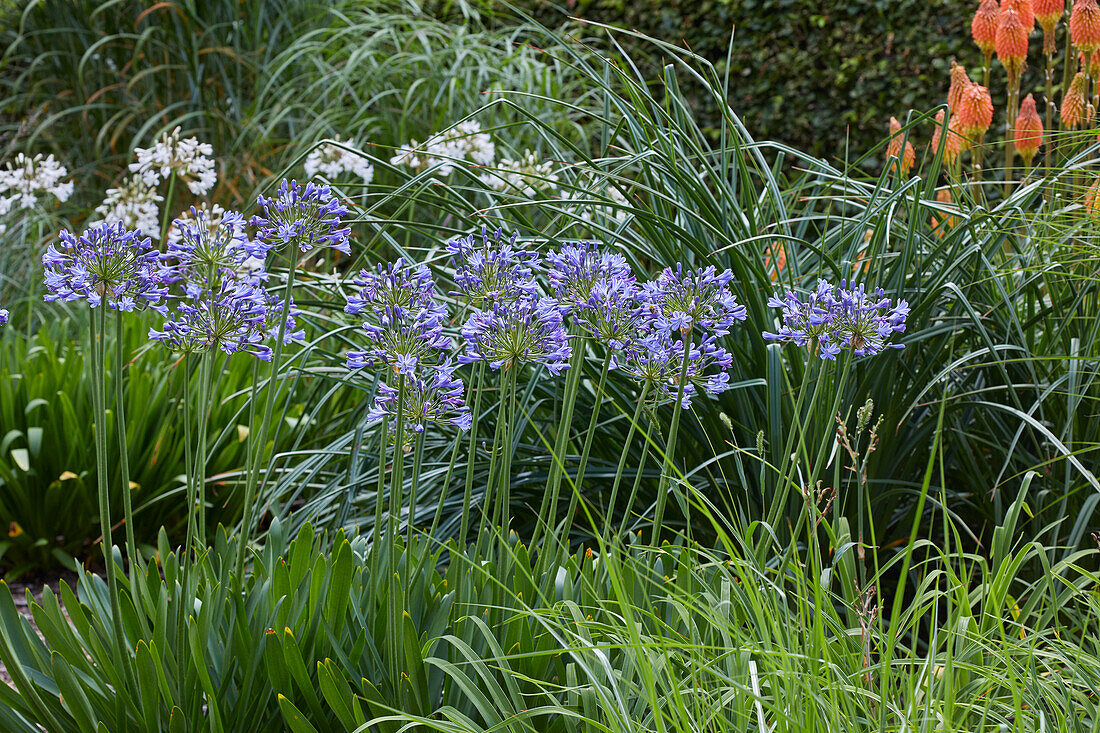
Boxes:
[972,0,1001,64]
[1013,93,1044,166]
[887,117,916,177]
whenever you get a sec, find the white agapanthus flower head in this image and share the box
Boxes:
[130,126,217,196]
[480,149,559,198]
[0,153,74,210]
[304,137,375,183]
[92,174,164,239]
[389,120,495,175]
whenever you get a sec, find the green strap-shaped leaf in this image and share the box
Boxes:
[278,694,320,733]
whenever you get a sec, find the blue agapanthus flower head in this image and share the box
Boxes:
[149,279,276,360]
[163,207,264,288]
[368,359,472,446]
[546,240,633,314]
[446,226,539,306]
[458,295,571,374]
[345,259,451,376]
[639,263,747,337]
[42,222,167,311]
[763,279,909,360]
[252,178,352,255]
[573,276,647,351]
[613,317,736,409]
[0,308,8,327]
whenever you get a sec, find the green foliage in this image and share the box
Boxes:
[0,515,1097,730]
[0,0,590,213]
[511,0,989,161]
[0,317,323,574]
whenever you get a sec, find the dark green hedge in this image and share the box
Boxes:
[510,0,981,163]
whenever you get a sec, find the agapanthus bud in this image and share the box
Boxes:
[1035,0,1064,51]
[1003,0,1035,31]
[956,83,995,138]
[996,7,1030,79]
[886,117,916,177]
[973,0,1001,57]
[1071,0,1100,57]
[948,63,972,112]
[1061,71,1091,128]
[1013,93,1044,164]
[1085,177,1100,218]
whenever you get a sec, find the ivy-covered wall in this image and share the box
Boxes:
[515,0,981,162]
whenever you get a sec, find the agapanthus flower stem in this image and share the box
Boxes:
[89,305,129,722]
[113,308,138,563]
[765,360,822,542]
[368,417,388,586]
[620,405,657,539]
[181,354,197,564]
[458,364,484,551]
[387,375,407,688]
[235,260,297,579]
[159,172,176,245]
[497,366,520,543]
[406,432,425,558]
[561,352,612,544]
[533,336,585,553]
[651,335,693,546]
[195,350,214,547]
[605,382,650,538]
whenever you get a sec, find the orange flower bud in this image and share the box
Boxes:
[1085,177,1100,218]
[996,7,1030,79]
[973,0,1001,56]
[1061,71,1091,128]
[1036,0,1063,51]
[763,242,787,281]
[956,83,994,138]
[1013,94,1043,165]
[948,63,972,112]
[1035,0,1063,31]
[931,188,959,236]
[887,117,916,177]
[1071,0,1100,56]
[932,111,971,165]
[1003,0,1035,30]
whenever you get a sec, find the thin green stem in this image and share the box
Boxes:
[561,352,612,543]
[159,172,176,245]
[235,256,297,578]
[195,350,214,548]
[604,382,650,538]
[113,308,137,565]
[533,337,585,551]
[90,305,127,723]
[458,363,485,551]
[651,335,693,547]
